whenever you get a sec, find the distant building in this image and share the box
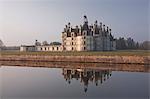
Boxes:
[62,15,116,51]
[1,46,20,51]
[20,42,62,52]
[36,45,62,52]
[20,45,36,52]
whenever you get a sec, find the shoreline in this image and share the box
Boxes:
[0,60,149,73]
[0,55,149,65]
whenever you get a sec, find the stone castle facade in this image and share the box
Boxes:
[62,15,116,51]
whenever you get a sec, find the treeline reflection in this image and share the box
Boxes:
[62,68,112,92]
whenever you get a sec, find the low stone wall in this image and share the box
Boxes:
[0,55,149,64]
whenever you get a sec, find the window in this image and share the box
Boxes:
[52,47,54,50]
[41,48,42,51]
[84,32,86,35]
[84,41,86,45]
[72,38,73,40]
[84,47,86,50]
[72,42,73,45]
[57,47,59,50]
[72,47,73,50]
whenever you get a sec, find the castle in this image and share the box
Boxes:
[20,15,116,52]
[62,15,116,51]
[62,68,112,92]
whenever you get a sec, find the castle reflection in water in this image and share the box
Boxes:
[62,68,112,92]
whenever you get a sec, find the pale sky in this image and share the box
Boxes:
[0,0,149,46]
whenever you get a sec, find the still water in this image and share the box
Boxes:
[0,64,149,99]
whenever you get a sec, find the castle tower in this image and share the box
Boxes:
[61,15,116,52]
[103,24,105,32]
[83,15,88,24]
[82,15,89,32]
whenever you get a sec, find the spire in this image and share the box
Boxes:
[106,26,109,32]
[82,15,89,30]
[100,22,102,30]
[68,22,71,28]
[100,22,102,26]
[109,29,111,34]
[94,20,98,26]
[83,15,88,24]
[103,24,105,32]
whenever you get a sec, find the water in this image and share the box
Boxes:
[0,64,149,99]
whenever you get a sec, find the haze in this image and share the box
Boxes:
[0,0,149,46]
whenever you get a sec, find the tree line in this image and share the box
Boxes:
[116,37,150,50]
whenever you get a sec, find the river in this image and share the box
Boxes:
[0,62,149,99]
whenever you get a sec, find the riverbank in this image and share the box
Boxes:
[1,50,149,56]
[1,50,149,64]
[1,61,149,73]
[1,55,149,65]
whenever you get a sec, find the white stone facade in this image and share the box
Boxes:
[20,45,36,52]
[36,45,62,51]
[20,45,62,52]
[62,16,116,51]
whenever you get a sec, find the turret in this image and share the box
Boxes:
[75,25,79,35]
[83,15,88,24]
[100,22,102,29]
[94,20,98,27]
[64,25,68,32]
[68,22,71,28]
[68,22,71,32]
[109,29,111,34]
[103,24,105,32]
[106,26,109,32]
[83,15,89,31]
[94,20,99,34]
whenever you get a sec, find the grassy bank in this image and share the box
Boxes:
[1,50,149,56]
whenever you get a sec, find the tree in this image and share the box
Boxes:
[135,42,139,49]
[0,39,4,47]
[126,37,136,49]
[42,41,49,46]
[140,41,150,50]
[50,42,61,45]
[116,37,127,50]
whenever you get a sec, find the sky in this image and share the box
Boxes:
[0,0,149,46]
